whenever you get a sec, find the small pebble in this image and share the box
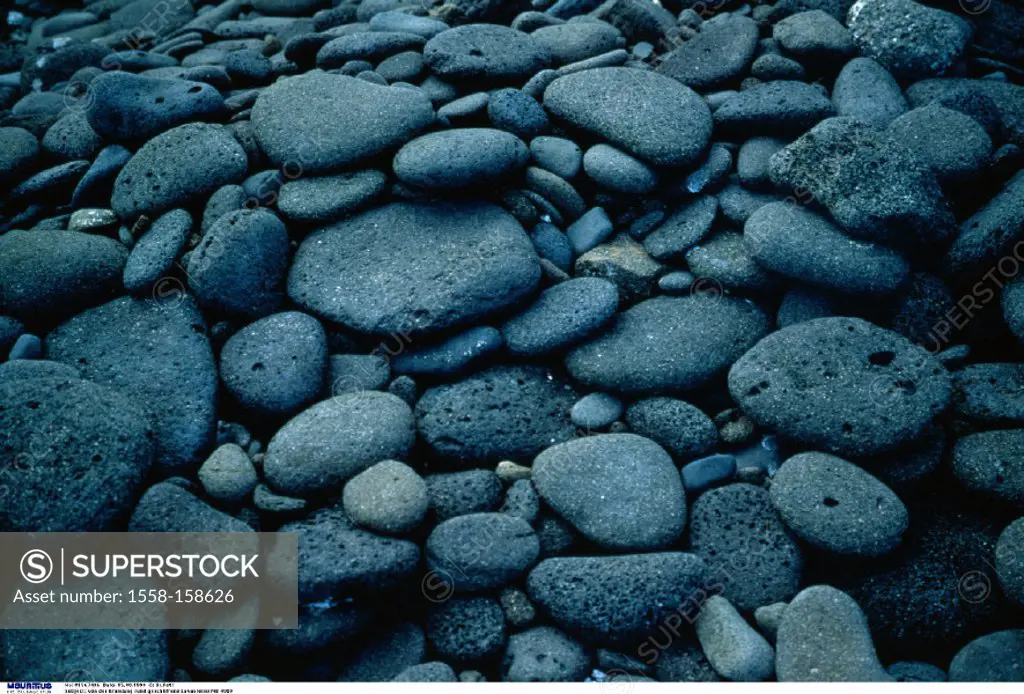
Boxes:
[570,393,623,430]
[198,444,258,505]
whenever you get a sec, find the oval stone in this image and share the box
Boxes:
[566,295,770,395]
[288,201,540,336]
[543,67,712,168]
[423,25,551,82]
[251,71,434,174]
[532,433,687,551]
[729,317,952,457]
[264,391,416,498]
[770,452,909,556]
[111,123,247,219]
[393,128,528,190]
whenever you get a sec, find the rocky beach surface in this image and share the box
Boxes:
[1,0,1024,683]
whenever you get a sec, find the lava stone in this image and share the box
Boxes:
[768,117,955,246]
[625,397,718,460]
[281,504,420,601]
[502,627,590,682]
[3,630,168,682]
[487,88,549,139]
[263,391,416,498]
[219,312,327,416]
[187,209,290,320]
[948,630,1024,682]
[393,128,529,191]
[0,127,39,184]
[532,434,687,551]
[337,622,426,682]
[887,106,992,184]
[0,230,127,324]
[86,71,225,144]
[728,317,952,457]
[527,552,707,647]
[129,482,252,534]
[426,469,504,522]
[415,365,577,467]
[288,202,540,337]
[531,21,623,65]
[390,327,503,377]
[847,0,971,82]
[423,25,551,82]
[714,81,836,138]
[656,14,759,90]
[775,585,891,681]
[544,67,712,168]
[832,57,908,128]
[689,483,804,612]
[427,596,507,663]
[952,430,1024,507]
[122,208,191,293]
[695,595,775,681]
[996,517,1024,608]
[47,296,218,474]
[343,460,429,535]
[0,376,153,532]
[770,452,909,556]
[111,123,248,220]
[426,512,540,591]
[251,71,434,174]
[773,10,854,62]
[744,202,909,296]
[567,295,771,395]
[197,443,258,505]
[530,136,582,179]
[501,277,619,357]
[643,195,717,261]
[276,170,388,224]
[569,393,623,430]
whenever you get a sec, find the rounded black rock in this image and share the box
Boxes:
[426,512,540,592]
[953,363,1024,425]
[689,483,803,612]
[501,277,618,357]
[393,129,529,191]
[122,208,191,294]
[487,89,548,140]
[288,201,540,337]
[186,209,289,320]
[263,391,416,498]
[744,201,909,296]
[415,365,577,467]
[0,377,153,532]
[531,433,687,551]
[0,230,127,324]
[342,460,428,536]
[527,553,707,647]
[111,123,248,220]
[887,106,992,184]
[770,452,909,556]
[624,397,718,460]
[952,430,1024,507]
[567,295,771,395]
[544,67,712,168]
[423,25,551,82]
[427,596,507,664]
[219,311,327,416]
[45,296,217,475]
[426,470,504,522]
[85,72,225,144]
[728,317,952,457]
[502,627,590,682]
